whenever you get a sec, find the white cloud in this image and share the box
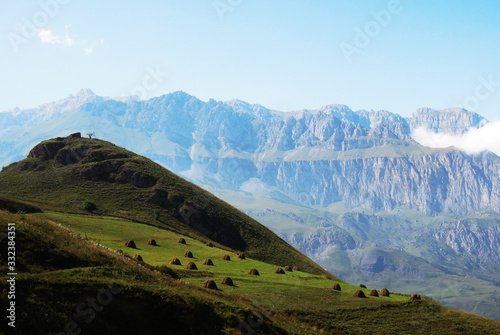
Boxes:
[37,29,60,44]
[36,26,102,55]
[411,121,500,157]
[37,27,73,46]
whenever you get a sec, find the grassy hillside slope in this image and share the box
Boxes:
[2,210,500,334]
[0,134,326,276]
[0,211,285,335]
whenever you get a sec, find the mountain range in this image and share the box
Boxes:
[1,89,499,320]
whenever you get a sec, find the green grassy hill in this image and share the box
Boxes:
[0,133,327,276]
[1,133,500,334]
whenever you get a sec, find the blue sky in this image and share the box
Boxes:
[1,0,499,120]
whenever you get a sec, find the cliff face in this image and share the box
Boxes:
[255,151,500,216]
[164,98,499,217]
[433,225,500,265]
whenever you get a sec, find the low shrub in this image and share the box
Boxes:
[82,200,97,212]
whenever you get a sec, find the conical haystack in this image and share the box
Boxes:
[202,279,217,290]
[185,262,197,270]
[410,294,421,301]
[353,290,366,298]
[220,277,234,286]
[169,258,181,265]
[124,240,136,248]
[331,283,341,291]
[202,258,214,266]
[380,288,390,297]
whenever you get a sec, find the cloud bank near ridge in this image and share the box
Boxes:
[411,121,500,157]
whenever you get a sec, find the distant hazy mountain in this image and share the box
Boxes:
[1,90,499,320]
[409,107,488,134]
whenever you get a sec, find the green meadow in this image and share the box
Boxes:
[40,212,408,312]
